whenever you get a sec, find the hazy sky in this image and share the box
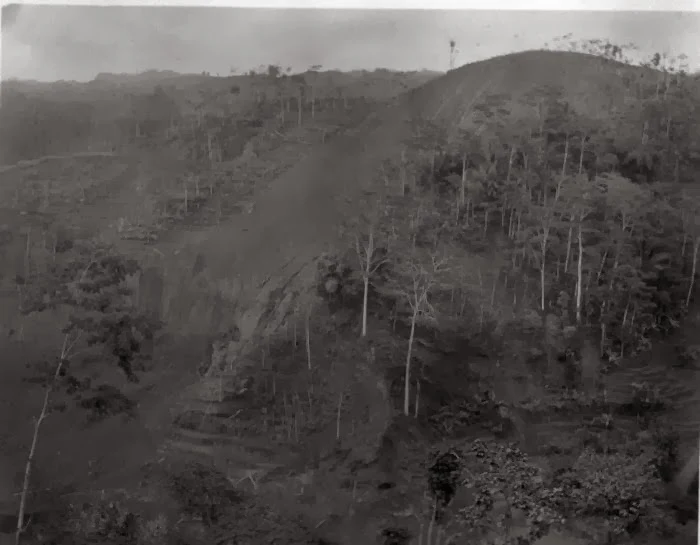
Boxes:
[1,4,699,81]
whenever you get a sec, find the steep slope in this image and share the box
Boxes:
[157,105,406,340]
[159,50,661,349]
[148,52,700,497]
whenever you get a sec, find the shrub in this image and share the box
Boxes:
[445,439,678,545]
[616,382,669,428]
[166,462,243,525]
[77,384,137,423]
[649,426,681,483]
[31,496,170,545]
[675,343,700,368]
[68,499,140,544]
[565,449,676,541]
[458,440,558,544]
[20,239,162,385]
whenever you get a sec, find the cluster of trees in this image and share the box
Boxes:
[0,65,425,166]
[421,437,677,545]
[173,64,376,164]
[7,42,700,544]
[11,236,161,543]
[547,34,692,76]
[317,46,700,418]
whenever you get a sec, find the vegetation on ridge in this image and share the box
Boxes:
[1,38,699,545]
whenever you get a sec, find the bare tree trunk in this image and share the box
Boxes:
[404,310,418,416]
[305,310,312,370]
[576,221,584,324]
[24,227,32,277]
[335,392,343,440]
[297,92,303,127]
[361,274,370,336]
[686,239,699,308]
[311,87,316,120]
[360,227,374,338]
[293,321,297,352]
[460,153,467,207]
[414,380,420,418]
[682,232,688,259]
[564,220,573,274]
[16,334,76,544]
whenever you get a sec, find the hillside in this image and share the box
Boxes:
[180,48,700,339]
[0,66,440,166]
[152,48,700,544]
[406,49,698,130]
[111,48,700,542]
[1,48,699,545]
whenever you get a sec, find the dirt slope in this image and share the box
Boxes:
[157,104,411,340]
[150,50,700,493]
[155,50,650,345]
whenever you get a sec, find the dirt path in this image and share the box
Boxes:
[120,108,411,504]
[149,107,407,340]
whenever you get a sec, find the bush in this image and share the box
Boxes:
[565,449,676,541]
[166,462,243,525]
[29,496,170,545]
[675,343,700,367]
[459,440,557,544]
[649,426,681,483]
[446,439,678,545]
[616,382,669,428]
[427,398,487,435]
[77,384,137,423]
[20,239,162,385]
[68,499,140,544]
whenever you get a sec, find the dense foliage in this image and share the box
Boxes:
[19,238,161,418]
[450,438,676,545]
[6,42,700,545]
[332,48,700,372]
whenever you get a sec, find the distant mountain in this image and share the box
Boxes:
[2,67,441,104]
[94,69,185,83]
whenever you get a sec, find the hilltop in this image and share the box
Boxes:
[1,47,699,545]
[406,49,698,127]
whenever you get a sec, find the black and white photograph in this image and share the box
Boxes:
[0,3,699,544]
